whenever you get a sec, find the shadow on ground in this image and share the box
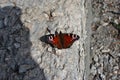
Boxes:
[0,6,46,80]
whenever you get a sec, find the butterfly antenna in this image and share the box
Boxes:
[47,27,51,33]
[55,31,58,35]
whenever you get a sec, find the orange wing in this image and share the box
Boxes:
[62,33,79,48]
[47,34,62,49]
[46,32,79,49]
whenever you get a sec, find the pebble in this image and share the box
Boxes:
[0,20,4,29]
[14,43,20,48]
[94,55,98,62]
[101,49,110,53]
[19,65,32,73]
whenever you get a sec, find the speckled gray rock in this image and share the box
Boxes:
[90,0,120,80]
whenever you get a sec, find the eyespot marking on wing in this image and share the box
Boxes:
[48,36,53,41]
[72,34,78,40]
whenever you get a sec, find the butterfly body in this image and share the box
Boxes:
[40,31,79,49]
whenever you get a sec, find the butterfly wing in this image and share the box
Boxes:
[62,33,79,48]
[47,34,63,49]
[41,32,79,49]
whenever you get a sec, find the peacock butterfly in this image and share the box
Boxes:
[40,31,79,49]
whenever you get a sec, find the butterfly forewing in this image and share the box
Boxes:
[48,34,62,49]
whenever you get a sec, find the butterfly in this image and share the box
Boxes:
[40,31,79,49]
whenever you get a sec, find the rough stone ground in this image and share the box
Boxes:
[0,0,119,80]
[89,0,120,80]
[0,0,87,80]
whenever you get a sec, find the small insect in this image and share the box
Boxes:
[40,31,79,49]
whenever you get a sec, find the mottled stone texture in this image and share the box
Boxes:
[90,0,120,80]
[0,0,91,80]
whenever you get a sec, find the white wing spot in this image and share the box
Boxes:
[49,36,53,41]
